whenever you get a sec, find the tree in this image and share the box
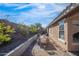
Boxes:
[29,23,42,34]
[0,22,15,43]
[17,23,29,36]
[35,23,43,34]
[29,25,37,34]
[35,23,42,29]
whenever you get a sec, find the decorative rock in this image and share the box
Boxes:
[39,35,49,44]
[32,43,49,56]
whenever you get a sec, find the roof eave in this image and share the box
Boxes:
[47,3,79,28]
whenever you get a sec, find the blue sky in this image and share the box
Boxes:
[0,3,69,27]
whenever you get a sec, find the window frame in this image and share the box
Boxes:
[58,19,65,43]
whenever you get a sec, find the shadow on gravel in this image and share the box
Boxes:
[70,51,79,56]
[38,42,58,56]
[39,42,56,50]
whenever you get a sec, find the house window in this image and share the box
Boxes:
[73,32,79,43]
[72,20,79,43]
[59,20,64,40]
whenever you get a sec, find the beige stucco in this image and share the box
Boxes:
[67,12,79,51]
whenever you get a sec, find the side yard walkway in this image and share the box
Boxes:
[21,34,76,56]
[31,35,59,56]
[32,43,49,56]
[32,35,71,56]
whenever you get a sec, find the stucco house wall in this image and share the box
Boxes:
[48,19,68,51]
[67,12,79,51]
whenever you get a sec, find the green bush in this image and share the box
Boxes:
[29,23,42,34]
[17,24,29,36]
[17,23,42,36]
[29,25,38,34]
[0,34,11,42]
[0,22,15,43]
[6,25,15,33]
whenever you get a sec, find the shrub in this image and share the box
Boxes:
[17,24,29,36]
[0,22,15,43]
[29,25,38,34]
[0,34,11,42]
[29,23,42,34]
[6,25,15,33]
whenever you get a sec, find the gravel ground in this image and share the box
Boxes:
[32,43,49,56]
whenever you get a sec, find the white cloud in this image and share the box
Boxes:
[23,3,68,15]
[14,3,47,10]
[28,4,66,15]
[14,4,30,10]
[36,4,46,11]
[12,3,69,27]
[38,5,45,9]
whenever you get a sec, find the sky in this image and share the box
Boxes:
[0,3,69,27]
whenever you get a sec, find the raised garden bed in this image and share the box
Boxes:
[0,33,34,56]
